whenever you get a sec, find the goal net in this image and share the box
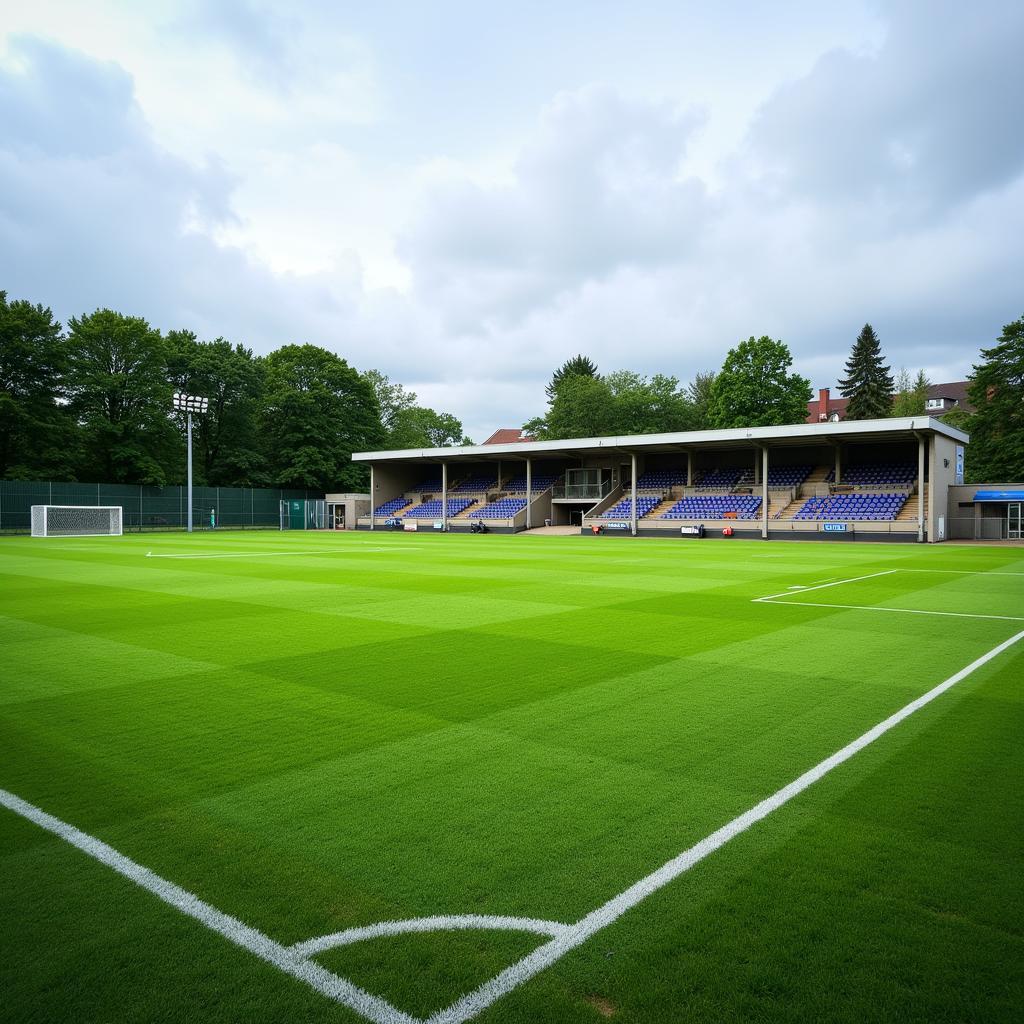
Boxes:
[31,505,123,538]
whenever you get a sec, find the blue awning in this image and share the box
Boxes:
[973,490,1024,501]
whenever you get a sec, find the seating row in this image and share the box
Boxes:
[662,495,762,520]
[472,498,528,519]
[826,463,917,485]
[374,498,411,516]
[500,475,560,493]
[450,476,497,493]
[402,498,475,518]
[795,493,907,521]
[599,496,661,519]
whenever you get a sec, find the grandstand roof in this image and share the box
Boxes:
[354,416,969,463]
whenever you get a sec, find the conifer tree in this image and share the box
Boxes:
[837,324,894,419]
[545,355,598,401]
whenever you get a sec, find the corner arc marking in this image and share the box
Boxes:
[292,915,569,959]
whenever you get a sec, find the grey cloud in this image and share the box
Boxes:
[0,35,144,158]
[169,0,298,89]
[745,0,1024,217]
[401,87,709,330]
[2,9,1021,447]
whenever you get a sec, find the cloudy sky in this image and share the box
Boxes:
[2,1,1022,441]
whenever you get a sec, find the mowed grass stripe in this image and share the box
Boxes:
[1,531,1022,1022]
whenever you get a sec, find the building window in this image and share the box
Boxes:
[926,398,946,410]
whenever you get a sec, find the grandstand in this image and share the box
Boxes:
[353,416,967,541]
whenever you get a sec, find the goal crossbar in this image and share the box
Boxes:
[31,505,123,538]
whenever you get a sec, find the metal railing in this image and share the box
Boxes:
[552,481,614,500]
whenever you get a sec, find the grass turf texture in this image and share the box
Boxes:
[0,531,1021,1023]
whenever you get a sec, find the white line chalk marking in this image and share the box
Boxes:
[292,916,568,959]
[0,788,416,1024]
[427,627,1024,1024]
[894,568,1024,576]
[755,569,898,603]
[757,599,1024,622]
[4,628,1022,1023]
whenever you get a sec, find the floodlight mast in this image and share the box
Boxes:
[172,392,209,533]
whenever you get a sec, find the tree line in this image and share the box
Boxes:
[524,319,1024,483]
[0,291,470,490]
[4,286,1020,489]
[524,335,815,439]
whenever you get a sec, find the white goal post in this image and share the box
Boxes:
[31,505,123,538]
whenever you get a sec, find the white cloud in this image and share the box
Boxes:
[1,2,1022,443]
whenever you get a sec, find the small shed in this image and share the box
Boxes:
[324,493,371,529]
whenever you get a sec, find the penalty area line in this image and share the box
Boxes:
[755,599,1024,622]
[754,568,899,603]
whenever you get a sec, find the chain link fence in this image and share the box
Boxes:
[0,479,322,533]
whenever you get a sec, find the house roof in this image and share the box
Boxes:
[806,380,972,423]
[483,428,535,445]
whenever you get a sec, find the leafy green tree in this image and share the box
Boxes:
[532,374,617,439]
[708,336,812,428]
[960,313,1024,482]
[687,370,717,429]
[262,344,383,491]
[166,331,266,485]
[389,406,471,448]
[545,354,599,401]
[605,370,695,434]
[0,291,75,478]
[362,369,417,440]
[64,309,179,484]
[363,369,470,448]
[838,324,894,419]
[891,368,930,417]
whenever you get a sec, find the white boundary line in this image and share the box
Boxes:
[894,568,1024,576]
[3,628,1022,1023]
[754,567,1024,620]
[753,569,898,603]
[759,599,1024,622]
[0,787,417,1024]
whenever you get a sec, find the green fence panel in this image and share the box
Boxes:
[0,480,321,533]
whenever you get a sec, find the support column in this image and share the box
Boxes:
[834,444,841,485]
[526,459,532,529]
[974,500,982,541]
[497,461,502,491]
[687,450,693,487]
[917,435,925,543]
[369,464,375,531]
[762,446,769,540]
[186,411,193,534]
[442,462,448,531]
[630,453,637,536]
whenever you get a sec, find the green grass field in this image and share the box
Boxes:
[1,530,1022,1024]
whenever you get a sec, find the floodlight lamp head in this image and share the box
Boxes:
[172,392,209,414]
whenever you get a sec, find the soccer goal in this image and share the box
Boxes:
[31,505,123,538]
